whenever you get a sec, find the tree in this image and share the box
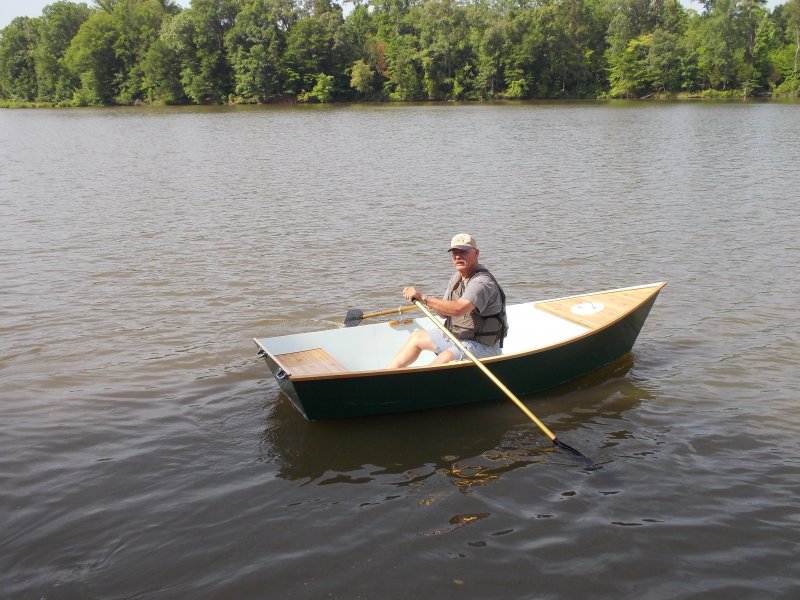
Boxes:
[92,0,121,12]
[283,15,337,96]
[225,0,297,102]
[383,32,423,100]
[33,1,92,103]
[752,10,781,90]
[410,0,469,100]
[141,32,186,102]
[608,32,654,96]
[111,0,173,103]
[605,0,660,95]
[5,0,797,104]
[349,58,373,94]
[0,17,39,101]
[738,0,769,95]
[787,0,800,77]
[691,0,738,90]
[299,71,333,101]
[502,8,543,99]
[648,27,684,92]
[606,0,659,55]
[469,4,506,99]
[64,12,123,104]
[170,0,241,103]
[772,0,800,94]
[340,2,375,63]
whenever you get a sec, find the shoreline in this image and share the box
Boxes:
[3,93,797,110]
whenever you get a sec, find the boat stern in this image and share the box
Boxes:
[254,340,310,419]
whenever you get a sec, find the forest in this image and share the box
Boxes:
[1,0,799,106]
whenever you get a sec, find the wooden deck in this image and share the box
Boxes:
[275,347,348,376]
[534,283,664,330]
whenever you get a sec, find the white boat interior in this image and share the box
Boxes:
[254,283,665,378]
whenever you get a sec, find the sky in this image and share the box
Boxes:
[0,0,191,29]
[0,0,787,32]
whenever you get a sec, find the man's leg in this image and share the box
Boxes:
[386,329,437,369]
[430,349,456,365]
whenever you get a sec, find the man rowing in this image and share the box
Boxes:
[386,233,507,368]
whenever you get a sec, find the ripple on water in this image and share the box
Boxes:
[2,103,800,598]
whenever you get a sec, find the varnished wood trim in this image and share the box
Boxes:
[534,282,665,330]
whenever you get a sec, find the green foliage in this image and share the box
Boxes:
[283,16,334,95]
[349,58,373,94]
[0,17,39,101]
[472,19,505,99]
[64,12,123,104]
[411,0,469,100]
[384,32,422,101]
[505,77,528,99]
[226,0,296,102]
[2,0,800,104]
[111,0,171,102]
[298,71,333,101]
[183,0,240,103]
[772,0,799,97]
[33,2,93,104]
[141,34,185,103]
[774,75,800,96]
[608,33,653,97]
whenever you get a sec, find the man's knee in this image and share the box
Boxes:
[411,329,434,349]
[410,329,427,342]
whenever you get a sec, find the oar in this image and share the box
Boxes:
[344,304,418,327]
[413,300,589,460]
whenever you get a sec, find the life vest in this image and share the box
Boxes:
[444,267,508,347]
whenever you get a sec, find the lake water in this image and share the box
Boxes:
[1,101,799,599]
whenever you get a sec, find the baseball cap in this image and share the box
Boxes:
[448,233,478,252]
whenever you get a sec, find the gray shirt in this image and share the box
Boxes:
[443,264,504,316]
[442,263,506,343]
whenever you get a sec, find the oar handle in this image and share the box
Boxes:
[413,301,559,443]
[362,304,419,320]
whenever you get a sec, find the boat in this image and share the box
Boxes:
[254,282,666,421]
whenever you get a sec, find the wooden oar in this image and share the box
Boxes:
[344,304,418,327]
[413,300,588,460]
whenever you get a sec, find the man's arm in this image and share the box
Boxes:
[422,294,474,317]
[403,287,474,317]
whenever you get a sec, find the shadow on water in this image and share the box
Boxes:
[258,355,654,484]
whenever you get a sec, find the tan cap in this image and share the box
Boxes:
[448,233,478,252]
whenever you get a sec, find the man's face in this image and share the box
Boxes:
[450,247,479,275]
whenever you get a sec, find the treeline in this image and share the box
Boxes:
[1,0,799,105]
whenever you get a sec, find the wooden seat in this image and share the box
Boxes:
[275,347,348,377]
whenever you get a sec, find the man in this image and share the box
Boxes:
[386,233,507,368]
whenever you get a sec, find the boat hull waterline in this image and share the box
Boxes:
[254,282,666,420]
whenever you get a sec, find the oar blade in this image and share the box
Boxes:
[344,309,364,327]
[553,437,590,461]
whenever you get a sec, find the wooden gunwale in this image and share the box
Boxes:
[255,282,666,383]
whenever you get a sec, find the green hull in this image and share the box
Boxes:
[259,292,659,421]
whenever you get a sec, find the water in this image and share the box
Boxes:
[1,101,799,599]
